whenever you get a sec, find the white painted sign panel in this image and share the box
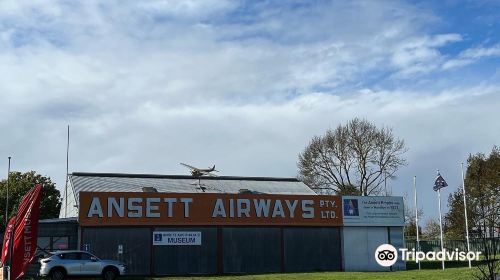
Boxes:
[342,196,405,226]
[153,231,202,246]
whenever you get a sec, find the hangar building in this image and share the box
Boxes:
[43,172,406,276]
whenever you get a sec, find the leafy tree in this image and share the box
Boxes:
[404,196,424,239]
[444,188,475,239]
[422,218,441,239]
[298,118,407,195]
[445,147,499,279]
[405,219,423,239]
[468,148,499,280]
[0,171,61,232]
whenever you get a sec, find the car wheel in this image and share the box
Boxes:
[103,268,117,280]
[50,268,65,280]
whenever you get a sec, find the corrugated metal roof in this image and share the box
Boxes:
[69,172,315,201]
[60,172,316,218]
[40,217,78,223]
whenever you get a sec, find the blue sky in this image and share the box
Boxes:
[0,0,499,225]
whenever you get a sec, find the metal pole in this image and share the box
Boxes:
[6,157,13,280]
[5,156,11,225]
[437,187,445,270]
[461,163,472,268]
[7,227,12,280]
[64,125,70,218]
[414,176,421,270]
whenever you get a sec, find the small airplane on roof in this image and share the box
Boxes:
[180,163,218,177]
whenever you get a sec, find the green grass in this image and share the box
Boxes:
[120,267,476,280]
[406,259,482,269]
[100,259,498,280]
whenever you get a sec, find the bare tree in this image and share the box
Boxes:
[298,118,407,195]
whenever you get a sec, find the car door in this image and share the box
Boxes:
[59,253,81,275]
[80,252,102,275]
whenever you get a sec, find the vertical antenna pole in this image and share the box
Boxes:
[64,125,70,218]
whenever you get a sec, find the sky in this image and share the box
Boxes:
[0,0,499,224]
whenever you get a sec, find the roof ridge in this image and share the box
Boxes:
[70,172,300,182]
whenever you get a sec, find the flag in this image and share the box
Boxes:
[433,173,448,191]
[11,184,42,280]
[1,217,16,266]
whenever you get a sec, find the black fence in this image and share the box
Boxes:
[405,238,500,253]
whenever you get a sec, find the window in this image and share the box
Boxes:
[36,237,52,258]
[37,237,50,250]
[37,237,51,255]
[36,236,70,252]
[52,237,69,250]
[80,253,94,261]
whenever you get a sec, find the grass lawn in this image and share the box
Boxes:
[122,267,477,280]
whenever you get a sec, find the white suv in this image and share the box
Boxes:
[39,250,125,280]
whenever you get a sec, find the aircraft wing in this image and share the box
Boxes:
[180,163,198,170]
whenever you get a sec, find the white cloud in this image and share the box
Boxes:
[443,44,500,70]
[390,34,462,77]
[136,0,238,19]
[0,0,499,220]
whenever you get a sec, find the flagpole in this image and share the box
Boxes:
[6,171,15,280]
[437,188,445,269]
[461,163,471,268]
[7,228,12,280]
[6,157,13,280]
[436,170,445,270]
[413,176,421,270]
[4,157,11,280]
